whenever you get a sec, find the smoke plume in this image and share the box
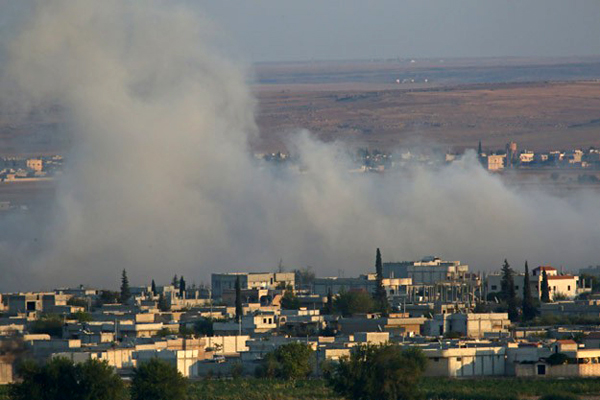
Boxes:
[1,0,600,291]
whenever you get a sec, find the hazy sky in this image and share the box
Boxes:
[192,0,600,62]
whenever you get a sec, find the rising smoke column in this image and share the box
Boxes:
[1,0,600,291]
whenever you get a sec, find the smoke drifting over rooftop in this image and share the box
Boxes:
[1,0,600,291]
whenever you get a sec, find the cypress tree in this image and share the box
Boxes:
[120,269,131,305]
[501,259,518,321]
[235,276,243,323]
[325,288,333,315]
[374,248,389,316]
[522,261,536,321]
[541,269,551,303]
[172,275,178,289]
[151,279,157,296]
[179,276,186,298]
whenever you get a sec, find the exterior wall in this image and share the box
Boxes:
[515,363,600,378]
[204,335,249,355]
[427,313,509,338]
[424,347,506,377]
[0,361,13,384]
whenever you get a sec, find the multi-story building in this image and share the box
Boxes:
[487,266,582,301]
[313,274,411,297]
[383,257,469,284]
[211,272,295,299]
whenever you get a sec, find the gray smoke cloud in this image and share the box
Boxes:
[1,0,600,291]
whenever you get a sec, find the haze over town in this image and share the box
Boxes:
[0,0,599,293]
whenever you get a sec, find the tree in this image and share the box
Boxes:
[172,274,179,289]
[326,343,427,400]
[131,358,188,400]
[541,269,551,303]
[97,290,120,306]
[334,289,374,317]
[30,314,64,337]
[179,276,186,298]
[235,276,243,323]
[374,248,389,316]
[151,279,157,296]
[501,259,518,321]
[281,287,300,310]
[120,269,131,305]
[158,293,170,312]
[324,288,333,315]
[294,266,316,290]
[10,358,127,400]
[522,261,537,321]
[257,342,313,380]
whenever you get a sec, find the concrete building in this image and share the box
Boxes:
[423,345,506,377]
[26,159,43,172]
[488,266,582,301]
[425,313,510,339]
[486,154,505,171]
[313,274,411,297]
[211,272,295,299]
[383,257,469,284]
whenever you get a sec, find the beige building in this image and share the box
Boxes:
[426,313,510,339]
[486,154,505,171]
[26,159,43,172]
[423,346,506,377]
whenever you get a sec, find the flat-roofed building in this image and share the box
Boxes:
[211,272,294,299]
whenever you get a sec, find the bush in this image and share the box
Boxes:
[334,290,374,316]
[10,357,127,400]
[257,342,313,380]
[30,314,64,337]
[131,357,188,400]
[547,353,571,366]
[326,344,427,400]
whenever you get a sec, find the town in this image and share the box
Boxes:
[3,250,600,398]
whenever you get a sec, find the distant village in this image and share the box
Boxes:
[3,253,600,384]
[258,141,600,175]
[0,155,63,182]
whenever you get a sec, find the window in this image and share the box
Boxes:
[515,286,519,290]
[491,285,497,291]
[568,285,571,291]
[434,357,440,362]
[456,357,462,362]
[537,364,546,375]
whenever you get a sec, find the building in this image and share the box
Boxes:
[488,266,582,301]
[425,313,510,339]
[313,274,411,297]
[26,159,43,172]
[383,257,469,284]
[532,266,580,300]
[211,272,295,299]
[486,155,505,171]
[423,345,506,377]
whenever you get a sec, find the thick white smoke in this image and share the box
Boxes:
[1,0,600,291]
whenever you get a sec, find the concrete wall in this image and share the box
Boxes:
[0,361,13,384]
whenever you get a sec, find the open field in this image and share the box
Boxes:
[254,80,600,153]
[2,57,600,155]
[189,377,600,400]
